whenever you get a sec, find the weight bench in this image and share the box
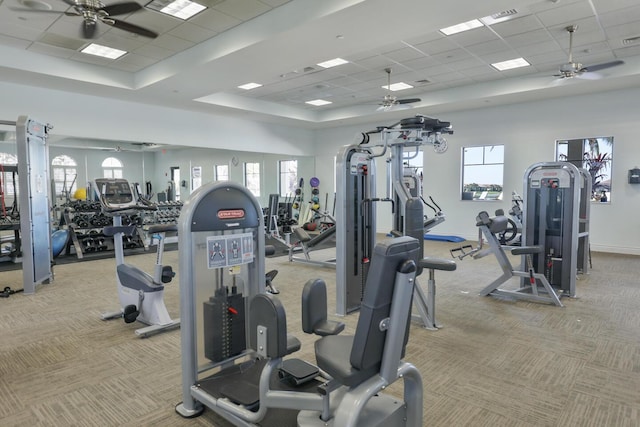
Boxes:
[475,211,564,307]
[288,226,336,268]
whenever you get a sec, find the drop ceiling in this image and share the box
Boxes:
[1,0,640,128]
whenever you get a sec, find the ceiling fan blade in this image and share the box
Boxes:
[82,20,98,39]
[61,0,77,6]
[583,60,624,73]
[104,18,158,38]
[397,98,421,105]
[101,2,142,16]
[576,72,603,80]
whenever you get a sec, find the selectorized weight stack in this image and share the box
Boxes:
[176,181,266,419]
[522,162,591,297]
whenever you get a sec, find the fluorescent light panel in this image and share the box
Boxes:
[491,57,530,71]
[439,19,483,36]
[146,0,206,20]
[81,43,126,59]
[383,82,413,91]
[306,99,332,106]
[238,82,262,90]
[317,58,348,68]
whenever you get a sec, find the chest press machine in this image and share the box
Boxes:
[174,181,432,427]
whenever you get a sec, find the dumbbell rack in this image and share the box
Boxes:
[62,200,146,259]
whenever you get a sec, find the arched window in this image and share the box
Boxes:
[102,157,123,179]
[0,153,18,197]
[52,155,78,198]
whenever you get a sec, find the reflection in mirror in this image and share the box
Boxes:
[461,145,504,201]
[556,137,613,202]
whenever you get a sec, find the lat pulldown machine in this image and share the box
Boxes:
[335,115,455,330]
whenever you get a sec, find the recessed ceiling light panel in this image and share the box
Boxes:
[81,43,127,59]
[491,57,530,71]
[146,0,206,20]
[238,82,262,90]
[317,58,348,68]
[440,19,483,36]
[383,82,414,91]
[305,99,332,106]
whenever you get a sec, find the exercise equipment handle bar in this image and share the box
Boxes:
[0,120,16,126]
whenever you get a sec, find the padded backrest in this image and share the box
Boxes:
[249,294,289,358]
[487,215,508,234]
[350,236,420,371]
[301,279,327,334]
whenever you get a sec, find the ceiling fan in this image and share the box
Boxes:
[377,67,421,111]
[13,0,158,39]
[555,25,623,80]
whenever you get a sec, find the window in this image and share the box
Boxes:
[244,162,260,197]
[0,152,18,197]
[215,164,229,181]
[52,155,77,198]
[102,157,123,179]
[461,145,504,201]
[278,160,297,196]
[556,136,613,202]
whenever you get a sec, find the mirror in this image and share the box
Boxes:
[556,136,613,203]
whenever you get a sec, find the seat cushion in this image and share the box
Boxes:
[314,335,379,387]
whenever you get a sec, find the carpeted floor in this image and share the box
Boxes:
[0,239,639,426]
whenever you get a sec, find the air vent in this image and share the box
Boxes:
[38,33,86,50]
[481,8,528,26]
[415,79,431,85]
[622,36,640,45]
[303,66,316,73]
[491,9,518,19]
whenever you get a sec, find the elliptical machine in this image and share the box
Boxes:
[96,178,180,338]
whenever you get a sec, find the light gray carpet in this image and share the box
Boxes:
[1,239,639,426]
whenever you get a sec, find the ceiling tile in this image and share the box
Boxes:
[463,39,511,56]
[133,43,175,60]
[380,47,426,63]
[432,49,475,64]
[126,9,182,35]
[413,37,460,55]
[602,20,640,40]
[535,1,595,28]
[446,56,488,71]
[353,55,396,71]
[150,33,195,51]
[213,0,271,21]
[591,0,640,14]
[403,31,443,46]
[169,22,218,43]
[598,5,640,28]
[489,14,543,38]
[515,40,560,57]
[503,29,555,49]
[259,0,291,7]
[187,9,242,33]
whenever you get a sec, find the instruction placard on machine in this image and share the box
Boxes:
[206,233,254,269]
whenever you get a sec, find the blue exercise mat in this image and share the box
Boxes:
[424,234,465,242]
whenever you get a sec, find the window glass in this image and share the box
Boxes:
[461,145,504,201]
[244,162,260,197]
[279,160,297,196]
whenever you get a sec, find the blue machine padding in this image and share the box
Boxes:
[423,234,465,242]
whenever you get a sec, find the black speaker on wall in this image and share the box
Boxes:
[628,168,640,184]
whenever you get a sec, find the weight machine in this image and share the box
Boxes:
[175,181,426,426]
[335,115,455,330]
[0,116,54,294]
[521,162,591,296]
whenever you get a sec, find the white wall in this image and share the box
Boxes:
[0,81,315,156]
[314,87,640,255]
